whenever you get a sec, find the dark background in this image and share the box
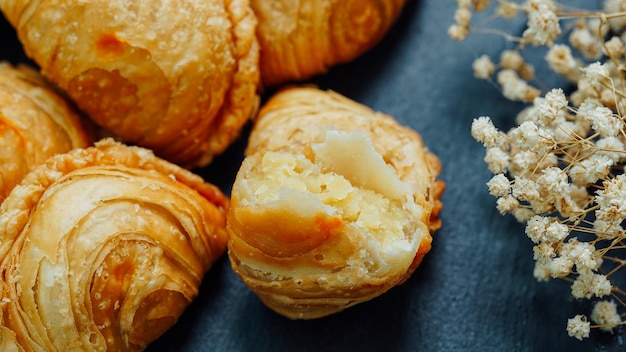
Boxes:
[3,1,624,351]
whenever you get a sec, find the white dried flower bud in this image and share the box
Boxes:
[596,137,626,163]
[586,106,623,137]
[509,150,539,175]
[528,153,558,176]
[570,83,597,108]
[472,54,496,79]
[515,105,536,125]
[487,174,511,197]
[519,63,535,82]
[529,198,554,214]
[533,260,551,282]
[537,167,569,195]
[536,127,556,154]
[515,106,536,124]
[523,0,561,46]
[548,256,574,278]
[555,194,584,218]
[567,315,590,340]
[533,88,568,127]
[500,50,524,71]
[570,26,602,60]
[582,62,609,88]
[526,215,551,243]
[533,242,556,262]
[485,147,510,174]
[544,88,568,111]
[575,98,603,128]
[545,221,569,243]
[600,87,618,107]
[496,195,520,214]
[509,121,539,150]
[577,97,603,116]
[526,213,569,244]
[455,7,472,27]
[558,238,579,257]
[570,155,614,186]
[569,184,590,207]
[604,0,626,31]
[512,207,536,222]
[497,69,540,102]
[595,174,626,223]
[567,242,602,271]
[546,44,580,81]
[551,120,579,144]
[573,117,592,137]
[448,24,469,41]
[571,269,612,299]
[588,18,610,38]
[512,177,540,202]
[471,116,500,147]
[590,300,622,333]
[593,218,624,240]
[604,36,625,58]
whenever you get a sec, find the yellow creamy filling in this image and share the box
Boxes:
[242,130,420,272]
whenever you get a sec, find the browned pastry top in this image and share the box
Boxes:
[251,0,408,87]
[0,139,229,351]
[0,0,260,167]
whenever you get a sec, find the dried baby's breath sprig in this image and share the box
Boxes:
[568,314,591,340]
[590,300,622,332]
[455,0,626,341]
[473,54,497,79]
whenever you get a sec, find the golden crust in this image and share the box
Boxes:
[0,139,229,351]
[250,0,408,87]
[1,0,260,167]
[0,62,92,202]
[227,86,443,319]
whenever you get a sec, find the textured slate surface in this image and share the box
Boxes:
[3,1,625,351]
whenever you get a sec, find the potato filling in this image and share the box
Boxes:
[240,130,421,272]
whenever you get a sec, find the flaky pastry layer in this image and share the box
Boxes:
[250,0,408,87]
[0,139,228,351]
[0,0,260,167]
[0,62,92,202]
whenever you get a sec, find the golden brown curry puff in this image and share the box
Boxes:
[227,87,444,319]
[0,62,92,203]
[250,0,409,87]
[0,139,228,351]
[0,0,260,167]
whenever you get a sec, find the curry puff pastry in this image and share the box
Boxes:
[0,139,228,351]
[0,62,92,203]
[250,0,409,87]
[227,87,444,319]
[0,0,260,167]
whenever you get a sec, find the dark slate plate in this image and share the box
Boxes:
[2,2,624,351]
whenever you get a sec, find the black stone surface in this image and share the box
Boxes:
[3,1,625,351]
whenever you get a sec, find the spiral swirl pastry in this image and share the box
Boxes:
[0,62,92,203]
[250,0,409,87]
[227,87,444,319]
[0,0,260,167]
[0,139,229,351]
